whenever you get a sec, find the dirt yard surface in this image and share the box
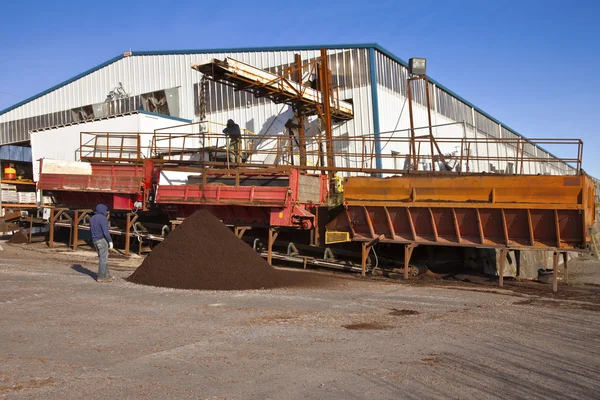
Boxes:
[1,241,599,399]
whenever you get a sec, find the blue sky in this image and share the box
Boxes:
[1,0,599,176]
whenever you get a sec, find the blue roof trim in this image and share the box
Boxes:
[0,54,126,116]
[131,43,380,56]
[137,109,192,123]
[368,48,383,170]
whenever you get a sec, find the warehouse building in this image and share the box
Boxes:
[0,43,577,178]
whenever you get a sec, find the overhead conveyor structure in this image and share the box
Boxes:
[192,57,354,122]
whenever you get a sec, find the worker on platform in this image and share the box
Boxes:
[90,204,114,282]
[222,119,242,163]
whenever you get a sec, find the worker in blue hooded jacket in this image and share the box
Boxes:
[89,204,114,282]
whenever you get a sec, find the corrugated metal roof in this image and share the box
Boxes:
[0,44,383,116]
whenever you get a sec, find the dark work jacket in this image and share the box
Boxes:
[223,120,241,139]
[90,204,112,243]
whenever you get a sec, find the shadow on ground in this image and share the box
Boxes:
[71,264,97,280]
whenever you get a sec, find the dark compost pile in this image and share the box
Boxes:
[127,210,323,290]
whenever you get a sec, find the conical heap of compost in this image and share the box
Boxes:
[127,209,319,290]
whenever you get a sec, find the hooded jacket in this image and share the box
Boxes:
[222,119,241,139]
[90,204,112,243]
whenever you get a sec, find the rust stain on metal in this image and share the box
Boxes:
[327,173,595,251]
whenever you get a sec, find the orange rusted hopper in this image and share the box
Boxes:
[327,174,596,250]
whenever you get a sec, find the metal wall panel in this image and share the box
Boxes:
[1,48,373,147]
[374,50,574,175]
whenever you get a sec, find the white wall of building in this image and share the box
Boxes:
[30,113,185,181]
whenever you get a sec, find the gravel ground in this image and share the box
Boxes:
[1,241,599,399]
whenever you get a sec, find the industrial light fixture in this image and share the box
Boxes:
[408,58,426,76]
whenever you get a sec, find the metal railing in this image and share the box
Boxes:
[77,122,583,176]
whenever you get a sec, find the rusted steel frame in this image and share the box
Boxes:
[28,215,33,244]
[458,138,465,172]
[361,136,366,169]
[407,77,417,170]
[526,209,535,246]
[475,208,485,244]
[519,140,525,174]
[498,248,507,288]
[363,206,377,239]
[267,228,280,265]
[370,136,376,169]
[79,131,582,170]
[348,237,580,251]
[500,209,509,245]
[48,208,69,248]
[554,209,561,247]
[344,201,584,211]
[360,235,384,277]
[83,130,583,146]
[552,251,560,293]
[383,207,396,239]
[344,209,357,237]
[451,208,461,243]
[428,207,439,242]
[125,213,139,255]
[406,208,417,241]
[425,78,436,171]
[294,54,307,166]
[578,142,583,172]
[92,136,98,159]
[361,242,369,277]
[312,104,327,172]
[514,137,520,174]
[72,209,92,250]
[242,62,304,99]
[563,252,569,284]
[403,243,416,280]
[234,226,251,238]
[423,77,446,168]
[319,48,335,179]
[119,136,124,159]
[466,142,471,172]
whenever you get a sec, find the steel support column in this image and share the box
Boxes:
[125,213,139,255]
[319,48,335,179]
[234,226,251,239]
[48,208,68,248]
[553,251,560,293]
[499,248,507,288]
[267,228,279,265]
[72,209,92,250]
[403,244,416,280]
[563,252,569,284]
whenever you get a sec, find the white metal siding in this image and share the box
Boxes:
[374,50,574,175]
[1,48,373,146]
